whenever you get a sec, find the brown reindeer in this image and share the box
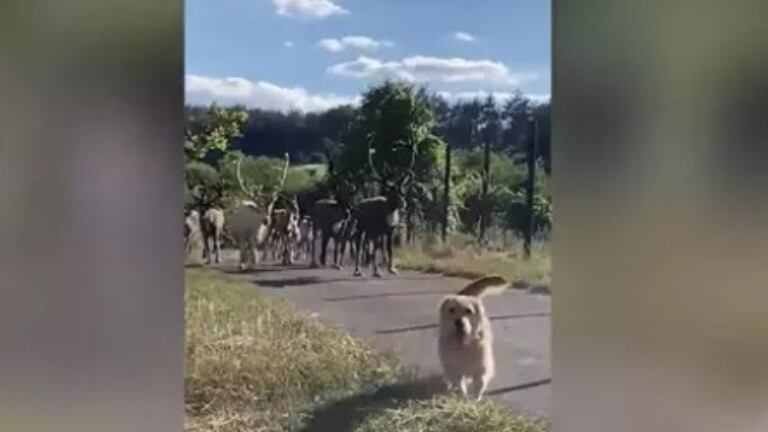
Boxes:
[351,133,415,278]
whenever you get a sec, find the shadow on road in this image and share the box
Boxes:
[256,276,346,288]
[301,375,445,432]
[376,312,551,335]
[484,378,551,396]
[218,267,276,275]
[323,290,451,302]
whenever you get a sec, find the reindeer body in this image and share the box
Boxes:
[352,195,401,277]
[229,203,269,270]
[309,199,350,268]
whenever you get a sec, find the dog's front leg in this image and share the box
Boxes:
[458,376,469,398]
[469,373,490,401]
[444,374,467,397]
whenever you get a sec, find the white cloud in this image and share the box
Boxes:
[328,55,536,86]
[273,0,348,18]
[317,39,345,52]
[185,75,359,112]
[437,91,550,105]
[316,36,393,53]
[284,41,295,48]
[454,31,477,42]
[524,94,551,105]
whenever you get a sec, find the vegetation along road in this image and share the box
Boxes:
[217,251,551,419]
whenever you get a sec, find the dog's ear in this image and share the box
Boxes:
[439,296,455,314]
[457,275,510,297]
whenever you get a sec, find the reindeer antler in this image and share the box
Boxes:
[395,136,417,189]
[366,132,384,184]
[235,155,258,202]
[265,152,290,216]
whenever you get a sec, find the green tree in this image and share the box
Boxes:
[184,161,224,210]
[184,104,248,162]
[337,81,441,194]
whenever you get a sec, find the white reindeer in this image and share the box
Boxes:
[201,208,225,264]
[232,153,290,270]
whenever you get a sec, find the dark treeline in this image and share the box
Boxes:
[185,92,550,173]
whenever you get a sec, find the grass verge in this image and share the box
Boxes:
[185,268,548,431]
[185,268,400,431]
[353,396,548,432]
[395,236,551,292]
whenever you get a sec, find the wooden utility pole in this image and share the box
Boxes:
[524,114,537,258]
[442,141,451,243]
[479,119,490,245]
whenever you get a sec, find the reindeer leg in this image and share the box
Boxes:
[288,234,295,265]
[283,234,290,265]
[332,233,342,270]
[372,235,382,278]
[214,232,222,264]
[337,233,347,270]
[320,231,331,267]
[202,234,211,265]
[386,230,398,274]
[310,226,319,268]
[353,231,364,277]
[238,242,247,271]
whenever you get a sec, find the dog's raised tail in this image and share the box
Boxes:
[457,275,510,297]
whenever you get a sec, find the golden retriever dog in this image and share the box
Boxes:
[438,275,509,401]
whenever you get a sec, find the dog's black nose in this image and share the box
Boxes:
[454,319,463,329]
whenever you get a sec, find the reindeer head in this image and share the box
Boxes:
[235,152,290,214]
[189,181,225,213]
[366,132,416,211]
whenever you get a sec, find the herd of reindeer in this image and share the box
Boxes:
[185,138,416,278]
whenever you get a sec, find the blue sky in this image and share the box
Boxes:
[185,0,550,111]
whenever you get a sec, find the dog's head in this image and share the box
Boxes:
[439,295,486,340]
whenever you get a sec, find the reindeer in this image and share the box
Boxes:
[184,209,203,260]
[308,198,351,269]
[201,208,225,264]
[230,153,290,271]
[268,197,301,264]
[296,216,314,261]
[352,133,415,278]
[188,182,226,265]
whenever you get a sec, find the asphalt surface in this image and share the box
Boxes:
[216,249,551,419]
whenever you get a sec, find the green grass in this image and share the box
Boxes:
[185,268,549,432]
[395,235,551,291]
[353,396,548,432]
[185,269,400,431]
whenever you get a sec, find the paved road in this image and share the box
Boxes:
[217,251,551,419]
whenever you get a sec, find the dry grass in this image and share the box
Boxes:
[185,268,548,432]
[185,269,400,431]
[352,396,548,432]
[395,234,551,291]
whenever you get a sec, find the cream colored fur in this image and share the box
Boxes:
[437,275,510,401]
